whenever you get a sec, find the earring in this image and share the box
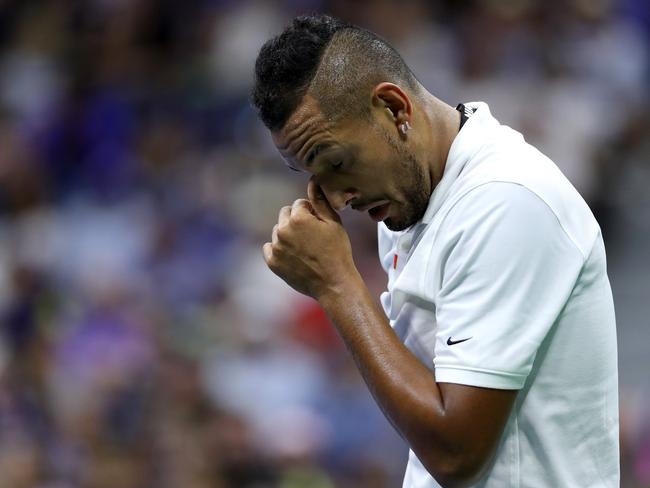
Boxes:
[399,121,411,135]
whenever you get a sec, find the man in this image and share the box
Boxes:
[251,14,619,488]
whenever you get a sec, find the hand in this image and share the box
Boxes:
[263,179,359,299]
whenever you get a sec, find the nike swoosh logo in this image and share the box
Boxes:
[447,336,472,346]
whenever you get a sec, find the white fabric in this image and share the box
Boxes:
[378,102,619,487]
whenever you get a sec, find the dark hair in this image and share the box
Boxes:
[252,14,420,132]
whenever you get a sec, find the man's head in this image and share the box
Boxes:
[252,14,443,231]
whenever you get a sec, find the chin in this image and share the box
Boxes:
[384,206,426,232]
[384,216,414,232]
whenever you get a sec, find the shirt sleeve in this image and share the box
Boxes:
[432,182,587,390]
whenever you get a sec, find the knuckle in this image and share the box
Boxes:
[262,246,273,264]
[276,226,290,241]
[265,244,279,262]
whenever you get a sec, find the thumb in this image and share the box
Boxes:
[307,179,340,222]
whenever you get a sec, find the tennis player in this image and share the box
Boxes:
[252,14,619,488]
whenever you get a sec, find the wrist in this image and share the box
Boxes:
[316,269,366,310]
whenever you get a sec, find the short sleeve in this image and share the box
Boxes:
[433,182,586,390]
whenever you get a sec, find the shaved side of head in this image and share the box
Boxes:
[307,27,422,124]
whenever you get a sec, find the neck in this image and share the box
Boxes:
[418,93,461,195]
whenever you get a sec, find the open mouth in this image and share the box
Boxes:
[352,200,391,222]
[366,202,391,222]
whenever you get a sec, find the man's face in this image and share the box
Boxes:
[272,96,431,231]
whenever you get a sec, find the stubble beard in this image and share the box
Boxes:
[383,140,431,232]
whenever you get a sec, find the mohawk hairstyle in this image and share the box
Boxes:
[252,14,420,132]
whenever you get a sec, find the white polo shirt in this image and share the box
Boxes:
[378,102,619,487]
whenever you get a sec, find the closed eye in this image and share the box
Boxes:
[332,161,343,170]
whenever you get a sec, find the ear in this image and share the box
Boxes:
[371,82,412,131]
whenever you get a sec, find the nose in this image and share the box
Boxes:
[321,186,359,211]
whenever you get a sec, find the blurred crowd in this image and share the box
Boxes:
[0,0,648,487]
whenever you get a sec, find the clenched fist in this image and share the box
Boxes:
[263,180,360,300]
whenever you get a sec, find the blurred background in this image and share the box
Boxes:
[0,0,648,487]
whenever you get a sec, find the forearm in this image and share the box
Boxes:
[317,274,461,476]
[263,192,510,486]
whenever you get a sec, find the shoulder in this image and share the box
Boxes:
[441,181,561,237]
[429,182,586,286]
[454,123,601,258]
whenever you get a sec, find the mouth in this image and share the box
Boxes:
[353,200,391,222]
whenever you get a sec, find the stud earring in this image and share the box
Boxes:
[399,121,411,135]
